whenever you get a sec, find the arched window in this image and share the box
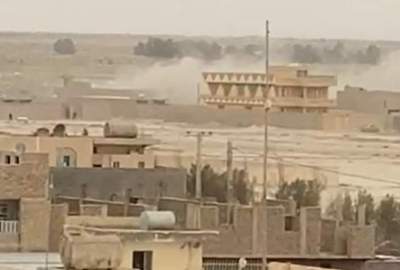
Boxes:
[56,147,77,167]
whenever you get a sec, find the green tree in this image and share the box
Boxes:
[275,179,323,209]
[54,38,76,55]
[356,190,375,225]
[342,192,355,223]
[291,44,321,63]
[186,164,250,204]
[376,195,400,240]
[134,37,181,59]
[233,169,249,205]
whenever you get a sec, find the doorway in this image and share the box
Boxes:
[132,251,152,270]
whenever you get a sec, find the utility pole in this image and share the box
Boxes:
[262,19,271,270]
[263,20,271,201]
[195,133,203,200]
[226,140,233,203]
[186,130,213,200]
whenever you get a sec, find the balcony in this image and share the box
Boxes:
[272,97,336,108]
[0,220,18,234]
[200,95,265,106]
[201,95,336,109]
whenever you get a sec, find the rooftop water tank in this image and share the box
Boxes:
[139,211,176,230]
[104,119,139,138]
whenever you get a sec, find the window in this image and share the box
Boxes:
[113,162,120,168]
[5,155,11,164]
[285,216,295,231]
[93,164,102,168]
[15,156,20,164]
[63,156,70,167]
[138,161,145,168]
[133,251,152,270]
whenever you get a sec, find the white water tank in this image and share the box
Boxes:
[104,119,139,138]
[139,211,176,230]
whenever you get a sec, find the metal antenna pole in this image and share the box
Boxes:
[262,19,270,270]
[263,20,270,202]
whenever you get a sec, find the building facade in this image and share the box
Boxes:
[0,152,52,251]
[0,131,158,169]
[60,214,217,270]
[200,66,336,113]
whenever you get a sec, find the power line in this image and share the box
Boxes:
[229,146,400,187]
[267,155,400,187]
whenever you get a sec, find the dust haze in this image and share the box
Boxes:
[115,48,400,104]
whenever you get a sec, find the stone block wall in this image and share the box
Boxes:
[0,153,48,199]
[321,219,336,253]
[347,226,375,257]
[20,198,51,251]
[158,198,200,229]
[200,206,219,229]
[204,206,254,256]
[300,207,321,255]
[80,204,108,216]
[266,206,300,255]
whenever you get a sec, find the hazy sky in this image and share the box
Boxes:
[0,0,399,40]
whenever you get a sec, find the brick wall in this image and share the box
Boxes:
[20,198,51,251]
[0,153,48,199]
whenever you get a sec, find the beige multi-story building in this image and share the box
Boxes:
[0,122,159,169]
[200,66,336,113]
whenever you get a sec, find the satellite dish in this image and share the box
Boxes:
[15,143,26,155]
[238,257,247,270]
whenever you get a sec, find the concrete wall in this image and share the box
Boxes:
[300,207,321,256]
[80,204,108,216]
[347,226,375,258]
[120,240,203,270]
[337,87,400,114]
[49,203,68,252]
[0,234,19,252]
[158,198,200,229]
[51,167,187,201]
[365,260,400,270]
[20,198,51,251]
[0,153,48,199]
[266,206,300,256]
[0,100,66,120]
[320,219,336,253]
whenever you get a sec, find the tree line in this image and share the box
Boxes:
[51,37,383,66]
[291,41,381,65]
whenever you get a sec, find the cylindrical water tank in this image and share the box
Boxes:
[139,211,176,230]
[104,119,139,138]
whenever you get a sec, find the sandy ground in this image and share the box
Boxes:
[1,119,400,203]
[0,253,61,270]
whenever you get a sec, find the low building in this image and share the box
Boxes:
[200,66,336,113]
[0,121,159,169]
[60,212,217,270]
[158,198,375,270]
